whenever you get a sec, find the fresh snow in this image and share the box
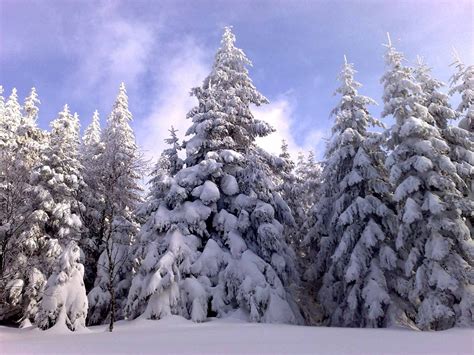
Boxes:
[1,316,472,355]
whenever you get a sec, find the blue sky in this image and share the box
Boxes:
[1,0,472,160]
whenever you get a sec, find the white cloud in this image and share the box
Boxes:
[67,3,157,103]
[254,98,327,160]
[136,38,210,162]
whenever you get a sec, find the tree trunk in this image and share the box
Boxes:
[106,233,116,333]
[108,281,115,332]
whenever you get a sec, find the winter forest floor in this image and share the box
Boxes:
[1,315,472,355]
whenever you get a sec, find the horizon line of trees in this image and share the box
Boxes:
[0,28,472,333]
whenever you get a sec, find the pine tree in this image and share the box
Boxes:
[137,126,184,222]
[87,83,142,331]
[22,87,40,126]
[2,104,84,325]
[449,54,474,132]
[1,88,22,137]
[0,88,49,324]
[163,126,184,177]
[381,38,473,330]
[36,241,88,331]
[448,54,474,239]
[276,140,297,245]
[416,58,474,243]
[39,106,84,244]
[126,27,301,324]
[0,86,4,117]
[295,151,322,244]
[79,110,105,291]
[307,57,401,327]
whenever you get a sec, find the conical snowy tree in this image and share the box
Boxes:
[415,58,474,240]
[79,110,105,291]
[137,126,184,222]
[36,241,88,331]
[2,104,84,325]
[22,87,40,126]
[36,106,84,244]
[448,54,474,238]
[87,83,142,330]
[0,88,21,272]
[0,86,4,117]
[1,88,22,137]
[449,54,474,133]
[126,27,301,324]
[381,38,473,330]
[304,56,404,327]
[294,151,322,248]
[307,57,403,327]
[0,88,49,324]
[163,126,184,177]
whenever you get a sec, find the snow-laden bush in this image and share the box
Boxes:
[36,241,88,331]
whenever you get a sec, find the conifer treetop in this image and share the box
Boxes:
[83,110,101,147]
[109,82,132,124]
[185,27,272,164]
[23,87,41,126]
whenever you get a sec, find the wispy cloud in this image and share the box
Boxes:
[66,3,158,104]
[255,97,327,159]
[136,37,210,162]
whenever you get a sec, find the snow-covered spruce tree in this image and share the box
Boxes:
[309,57,402,327]
[79,110,105,291]
[449,54,474,133]
[0,88,21,274]
[136,126,184,223]
[449,55,474,236]
[276,140,297,246]
[0,88,50,324]
[295,151,322,245]
[87,83,142,331]
[126,27,301,324]
[415,58,474,241]
[277,144,324,271]
[381,39,473,330]
[35,106,84,245]
[36,241,88,331]
[163,126,184,177]
[1,88,22,137]
[0,87,22,319]
[3,104,84,325]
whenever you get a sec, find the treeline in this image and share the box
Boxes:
[0,28,472,333]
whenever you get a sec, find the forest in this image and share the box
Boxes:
[0,27,472,336]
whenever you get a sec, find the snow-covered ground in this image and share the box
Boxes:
[1,315,472,355]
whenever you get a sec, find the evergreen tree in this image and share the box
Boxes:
[308,57,401,327]
[126,27,301,324]
[3,104,84,325]
[36,241,88,331]
[1,88,22,136]
[449,54,474,238]
[79,110,105,291]
[87,83,142,331]
[416,58,474,241]
[22,87,40,126]
[295,151,322,244]
[0,88,49,324]
[381,38,473,330]
[449,54,474,133]
[136,126,184,222]
[37,106,84,244]
[276,140,297,245]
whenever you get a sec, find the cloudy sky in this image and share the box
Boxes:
[1,0,472,161]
